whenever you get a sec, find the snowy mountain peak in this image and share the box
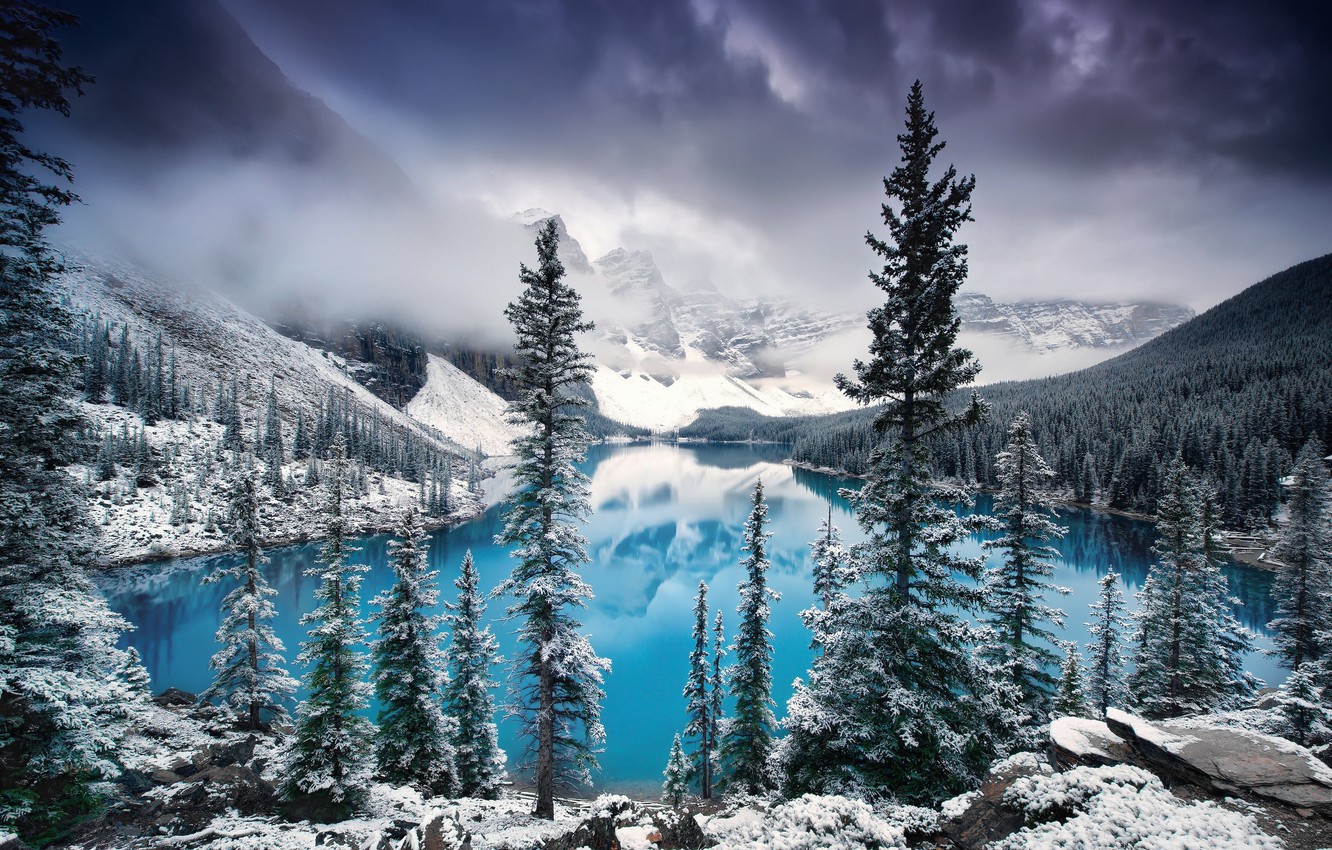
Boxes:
[514,209,592,273]
[956,291,1194,351]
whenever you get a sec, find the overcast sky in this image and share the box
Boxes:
[203,0,1331,313]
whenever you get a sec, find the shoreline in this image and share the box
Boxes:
[783,458,1279,570]
[95,502,487,570]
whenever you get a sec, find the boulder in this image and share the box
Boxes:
[152,687,197,707]
[420,810,472,850]
[1049,716,1138,769]
[199,735,257,769]
[941,756,1048,850]
[650,811,712,849]
[1106,708,1332,814]
[118,768,158,794]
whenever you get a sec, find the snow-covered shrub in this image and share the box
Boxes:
[708,793,907,850]
[995,765,1280,850]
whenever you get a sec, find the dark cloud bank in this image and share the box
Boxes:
[42,0,1332,338]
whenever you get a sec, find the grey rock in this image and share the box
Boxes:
[1106,708,1332,814]
[941,759,1047,850]
[152,687,197,707]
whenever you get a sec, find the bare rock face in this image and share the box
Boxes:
[941,755,1051,850]
[1106,708,1332,815]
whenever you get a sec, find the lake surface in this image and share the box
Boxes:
[101,442,1280,795]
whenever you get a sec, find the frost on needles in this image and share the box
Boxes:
[495,218,609,820]
[779,80,1021,805]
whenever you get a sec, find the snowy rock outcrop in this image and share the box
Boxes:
[1105,707,1332,815]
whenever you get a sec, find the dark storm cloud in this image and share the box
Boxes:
[108,0,1327,314]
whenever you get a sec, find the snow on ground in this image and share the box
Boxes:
[706,794,909,850]
[406,354,522,456]
[995,765,1282,850]
[76,403,478,565]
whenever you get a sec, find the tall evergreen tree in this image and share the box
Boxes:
[1266,438,1331,743]
[1129,459,1258,718]
[1084,570,1128,719]
[782,80,1004,804]
[370,507,458,794]
[282,436,373,820]
[495,219,608,819]
[980,413,1068,733]
[0,5,143,838]
[719,480,779,794]
[708,609,725,789]
[443,550,506,798]
[682,581,714,798]
[199,465,296,729]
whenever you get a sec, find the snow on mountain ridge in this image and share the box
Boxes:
[956,291,1195,351]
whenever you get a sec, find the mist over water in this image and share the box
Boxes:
[102,442,1278,794]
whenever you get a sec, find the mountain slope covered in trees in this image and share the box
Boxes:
[688,253,1332,527]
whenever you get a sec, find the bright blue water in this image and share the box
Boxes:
[101,442,1280,795]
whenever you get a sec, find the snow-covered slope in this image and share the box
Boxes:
[64,251,459,452]
[405,354,522,455]
[60,250,482,564]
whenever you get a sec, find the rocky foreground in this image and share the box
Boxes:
[19,692,1332,850]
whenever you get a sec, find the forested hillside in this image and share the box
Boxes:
[687,254,1332,527]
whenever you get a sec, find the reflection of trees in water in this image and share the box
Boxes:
[790,467,858,516]
[1054,509,1155,587]
[1226,568,1274,633]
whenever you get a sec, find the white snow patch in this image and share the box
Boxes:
[1106,708,1198,754]
[996,765,1280,850]
[1050,717,1122,761]
[706,794,908,850]
[406,354,522,456]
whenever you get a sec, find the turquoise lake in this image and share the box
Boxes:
[101,441,1280,796]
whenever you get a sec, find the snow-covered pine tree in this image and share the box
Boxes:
[199,465,296,729]
[1084,570,1128,719]
[121,647,153,701]
[980,412,1068,732]
[810,503,850,610]
[1266,438,1331,744]
[781,80,1004,804]
[370,506,458,794]
[682,581,713,798]
[1052,643,1088,718]
[662,733,690,808]
[719,479,779,794]
[708,610,725,788]
[1128,459,1257,719]
[0,6,143,837]
[293,407,311,460]
[1273,664,1332,745]
[282,436,374,820]
[495,219,609,820]
[443,550,506,798]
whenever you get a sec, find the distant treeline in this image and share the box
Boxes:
[683,254,1332,528]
